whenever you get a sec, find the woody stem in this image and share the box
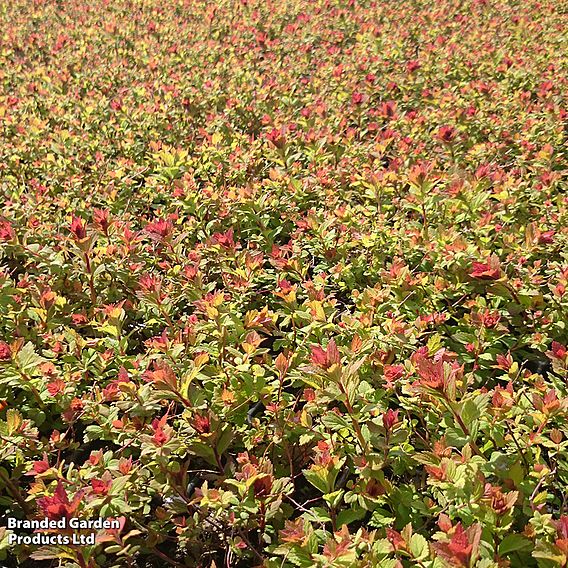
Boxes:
[338,380,368,454]
[0,469,31,515]
[446,399,483,457]
[83,252,97,308]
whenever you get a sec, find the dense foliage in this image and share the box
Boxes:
[0,0,567,566]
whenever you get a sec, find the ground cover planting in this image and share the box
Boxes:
[0,0,567,566]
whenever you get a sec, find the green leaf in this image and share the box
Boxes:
[188,442,217,466]
[376,560,399,568]
[533,541,565,564]
[6,409,22,435]
[409,533,429,561]
[369,508,396,528]
[306,507,332,523]
[498,534,532,556]
[16,342,45,374]
[30,547,76,561]
[461,393,490,426]
[216,425,233,456]
[303,466,329,494]
[323,490,343,508]
[84,425,105,442]
[282,546,314,568]
[336,507,366,527]
[427,334,443,355]
[321,412,351,431]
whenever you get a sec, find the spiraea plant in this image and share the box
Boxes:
[0,0,567,566]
